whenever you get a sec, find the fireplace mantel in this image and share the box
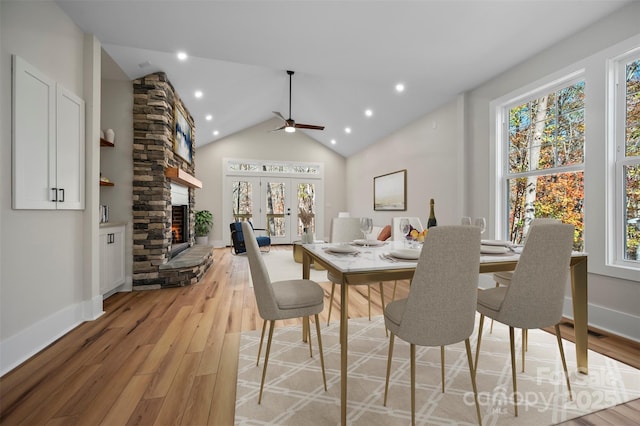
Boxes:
[165,167,202,189]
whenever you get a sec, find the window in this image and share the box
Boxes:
[501,78,585,251]
[613,51,640,264]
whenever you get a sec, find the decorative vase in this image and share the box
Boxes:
[302,228,314,244]
[105,128,115,143]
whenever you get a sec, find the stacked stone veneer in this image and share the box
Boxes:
[132,72,211,289]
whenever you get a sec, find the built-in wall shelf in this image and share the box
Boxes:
[165,167,202,189]
[100,137,114,147]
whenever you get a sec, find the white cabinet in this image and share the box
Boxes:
[12,55,85,210]
[100,224,125,295]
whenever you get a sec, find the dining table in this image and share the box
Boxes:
[301,239,588,425]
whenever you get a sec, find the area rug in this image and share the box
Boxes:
[235,316,640,425]
[248,249,328,286]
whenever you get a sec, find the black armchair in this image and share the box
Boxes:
[230,221,271,254]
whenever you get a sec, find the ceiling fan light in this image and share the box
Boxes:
[285,126,296,133]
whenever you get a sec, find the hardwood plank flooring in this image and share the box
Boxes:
[0,246,638,425]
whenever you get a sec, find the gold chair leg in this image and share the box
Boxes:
[465,339,483,426]
[327,282,336,325]
[256,319,266,366]
[555,324,573,400]
[379,282,388,337]
[509,326,518,417]
[383,333,395,406]
[368,286,372,320]
[258,320,276,404]
[307,316,313,358]
[474,314,485,376]
[490,282,499,333]
[391,280,397,301]
[441,346,445,393]
[411,343,416,426]
[315,314,327,391]
[522,328,528,373]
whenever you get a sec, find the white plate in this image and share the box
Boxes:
[326,245,357,254]
[481,239,512,247]
[353,239,384,246]
[389,249,421,260]
[480,245,510,254]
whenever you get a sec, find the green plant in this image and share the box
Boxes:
[194,210,213,237]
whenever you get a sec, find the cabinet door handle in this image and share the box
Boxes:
[51,187,58,202]
[108,233,115,244]
[58,188,65,202]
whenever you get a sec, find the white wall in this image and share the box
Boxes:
[347,97,465,229]
[196,117,347,244]
[0,1,101,374]
[465,3,640,340]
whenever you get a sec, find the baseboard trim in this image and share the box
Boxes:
[0,301,93,376]
[563,297,640,343]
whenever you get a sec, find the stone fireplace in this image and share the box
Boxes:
[132,72,213,289]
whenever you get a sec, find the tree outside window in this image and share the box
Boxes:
[505,81,585,251]
[622,58,639,261]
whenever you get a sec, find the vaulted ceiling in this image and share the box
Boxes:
[56,0,630,157]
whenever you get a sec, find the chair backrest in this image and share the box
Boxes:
[330,217,363,243]
[398,226,481,346]
[337,212,351,218]
[520,217,560,245]
[391,217,424,241]
[499,223,574,329]
[241,222,279,320]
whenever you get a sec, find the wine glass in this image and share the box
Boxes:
[360,217,373,246]
[474,217,486,234]
[399,218,410,247]
[461,216,472,226]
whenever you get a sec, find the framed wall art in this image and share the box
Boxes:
[174,103,192,164]
[374,169,407,211]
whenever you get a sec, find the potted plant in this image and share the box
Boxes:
[194,209,213,245]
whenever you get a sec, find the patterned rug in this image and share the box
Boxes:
[235,316,640,425]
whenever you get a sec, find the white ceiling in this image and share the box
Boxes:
[56,0,630,157]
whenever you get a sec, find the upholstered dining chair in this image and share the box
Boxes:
[489,218,561,366]
[475,222,574,417]
[241,222,327,403]
[383,226,482,426]
[325,217,387,326]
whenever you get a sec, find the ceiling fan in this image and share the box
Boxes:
[272,70,325,133]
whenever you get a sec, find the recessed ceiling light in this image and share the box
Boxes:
[177,51,188,61]
[344,127,351,134]
[205,114,212,121]
[331,139,336,145]
[365,109,373,117]
[194,90,203,98]
[395,83,405,93]
[213,130,219,136]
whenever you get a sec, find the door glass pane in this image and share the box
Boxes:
[297,183,316,235]
[232,181,252,222]
[266,181,286,237]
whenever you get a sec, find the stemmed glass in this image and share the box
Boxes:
[461,217,472,226]
[360,217,373,247]
[474,217,486,234]
[399,218,410,247]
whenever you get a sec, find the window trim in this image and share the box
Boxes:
[608,48,640,270]
[491,69,586,241]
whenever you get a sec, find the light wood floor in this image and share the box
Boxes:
[1,246,638,425]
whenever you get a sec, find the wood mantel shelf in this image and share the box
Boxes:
[165,167,202,189]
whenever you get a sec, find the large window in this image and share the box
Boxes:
[502,79,585,251]
[613,52,640,263]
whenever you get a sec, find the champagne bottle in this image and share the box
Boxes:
[427,198,437,228]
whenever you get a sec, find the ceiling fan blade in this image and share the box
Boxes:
[295,123,325,131]
[272,111,287,121]
[270,124,287,132]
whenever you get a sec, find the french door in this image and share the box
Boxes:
[229,176,322,244]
